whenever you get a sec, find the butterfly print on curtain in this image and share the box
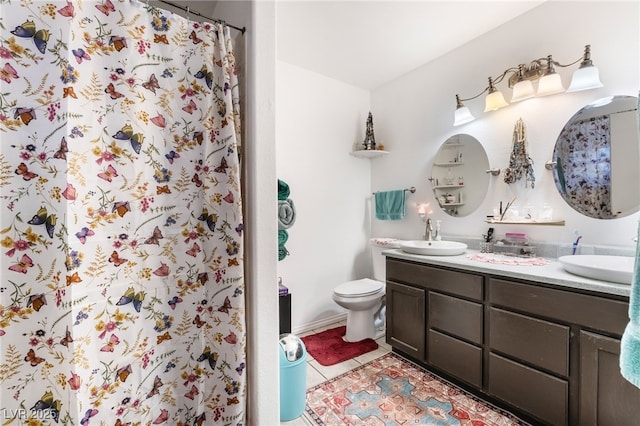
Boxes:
[0,0,245,424]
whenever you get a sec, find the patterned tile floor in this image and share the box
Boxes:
[280,320,392,426]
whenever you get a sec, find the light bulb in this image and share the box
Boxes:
[484,89,508,112]
[536,73,565,96]
[511,79,535,102]
[567,65,603,92]
[454,106,475,126]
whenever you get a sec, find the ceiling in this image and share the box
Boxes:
[276,1,546,90]
[151,1,546,91]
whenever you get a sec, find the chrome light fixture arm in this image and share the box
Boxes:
[457,67,519,104]
[454,44,602,126]
[508,45,595,87]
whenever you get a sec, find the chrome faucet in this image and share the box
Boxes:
[424,217,434,241]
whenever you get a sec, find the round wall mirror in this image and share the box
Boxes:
[552,95,639,219]
[430,134,489,217]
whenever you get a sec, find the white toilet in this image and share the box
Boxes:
[332,238,399,342]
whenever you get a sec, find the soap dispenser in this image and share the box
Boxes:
[435,220,441,241]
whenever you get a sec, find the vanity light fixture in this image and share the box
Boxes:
[454,95,475,126]
[510,65,535,102]
[536,55,565,96]
[484,77,509,112]
[453,45,603,126]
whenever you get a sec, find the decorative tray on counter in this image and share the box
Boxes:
[492,243,537,258]
[485,219,565,226]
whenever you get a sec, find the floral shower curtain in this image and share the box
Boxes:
[555,115,612,218]
[0,1,245,424]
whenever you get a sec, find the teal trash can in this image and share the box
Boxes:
[279,333,307,421]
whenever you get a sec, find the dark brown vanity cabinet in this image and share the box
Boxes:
[487,311,570,425]
[386,259,484,387]
[488,279,571,425]
[487,277,640,425]
[386,257,640,426]
[428,284,483,387]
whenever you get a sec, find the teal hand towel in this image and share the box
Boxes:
[620,97,640,388]
[278,179,290,201]
[374,190,405,220]
[620,223,640,388]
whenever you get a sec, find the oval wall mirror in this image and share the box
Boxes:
[552,95,639,219]
[430,134,489,217]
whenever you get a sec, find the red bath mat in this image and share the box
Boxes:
[301,326,378,366]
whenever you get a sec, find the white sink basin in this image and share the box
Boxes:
[399,240,467,256]
[558,255,635,285]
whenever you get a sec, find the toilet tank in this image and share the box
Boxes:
[370,238,400,281]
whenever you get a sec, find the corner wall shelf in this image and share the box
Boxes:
[433,185,464,189]
[350,150,389,159]
[434,162,464,166]
[485,219,566,226]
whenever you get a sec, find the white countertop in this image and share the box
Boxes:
[383,249,632,298]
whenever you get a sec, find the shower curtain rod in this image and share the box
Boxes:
[156,0,246,34]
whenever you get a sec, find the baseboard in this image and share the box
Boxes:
[291,313,347,335]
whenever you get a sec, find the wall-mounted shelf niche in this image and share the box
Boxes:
[350,150,389,159]
[433,185,464,190]
[434,162,464,167]
[485,219,566,226]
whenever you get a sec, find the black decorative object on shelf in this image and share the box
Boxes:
[362,112,377,151]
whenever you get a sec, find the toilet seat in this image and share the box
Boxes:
[334,278,383,298]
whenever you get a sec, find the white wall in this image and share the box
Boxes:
[371,1,639,248]
[276,61,372,329]
[215,1,280,424]
[275,1,639,332]
[242,0,640,421]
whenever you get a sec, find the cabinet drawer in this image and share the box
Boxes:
[490,307,569,376]
[489,278,628,336]
[387,259,482,300]
[428,329,482,387]
[489,353,568,426]
[430,292,483,344]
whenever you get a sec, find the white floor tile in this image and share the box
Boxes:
[353,345,388,365]
[309,357,361,381]
[297,329,316,338]
[312,322,343,334]
[305,363,326,388]
[376,336,392,352]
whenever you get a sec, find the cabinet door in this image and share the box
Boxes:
[580,331,640,425]
[386,281,425,360]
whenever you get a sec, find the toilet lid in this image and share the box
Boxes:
[334,278,383,298]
